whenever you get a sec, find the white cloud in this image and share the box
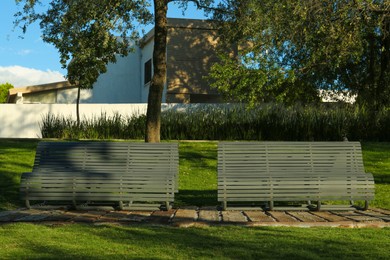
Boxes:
[0,66,65,87]
[17,49,33,56]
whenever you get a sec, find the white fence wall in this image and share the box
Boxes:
[0,103,223,138]
[0,104,149,138]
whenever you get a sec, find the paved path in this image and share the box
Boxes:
[1,207,389,227]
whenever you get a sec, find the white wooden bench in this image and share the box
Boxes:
[20,142,178,210]
[218,142,375,211]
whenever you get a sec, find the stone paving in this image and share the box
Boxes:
[1,207,389,228]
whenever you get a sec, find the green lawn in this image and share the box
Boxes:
[0,139,38,210]
[1,224,389,259]
[0,140,389,259]
[361,142,390,209]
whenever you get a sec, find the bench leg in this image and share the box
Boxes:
[25,199,31,209]
[268,201,274,211]
[165,201,171,211]
[222,201,227,211]
[118,201,124,211]
[316,201,321,211]
[363,200,369,211]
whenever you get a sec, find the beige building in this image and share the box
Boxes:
[165,18,221,103]
[7,18,223,104]
[6,81,80,104]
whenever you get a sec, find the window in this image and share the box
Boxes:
[144,59,152,85]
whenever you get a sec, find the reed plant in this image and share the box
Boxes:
[40,103,390,141]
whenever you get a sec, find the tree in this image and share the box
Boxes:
[0,83,14,103]
[15,0,216,142]
[210,0,390,108]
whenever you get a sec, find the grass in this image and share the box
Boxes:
[0,139,389,259]
[0,139,38,210]
[176,142,218,207]
[0,224,389,259]
[361,142,390,209]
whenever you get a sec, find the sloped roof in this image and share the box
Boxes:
[7,81,75,103]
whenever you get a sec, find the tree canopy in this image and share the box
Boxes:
[0,83,14,103]
[210,0,390,108]
[15,0,153,89]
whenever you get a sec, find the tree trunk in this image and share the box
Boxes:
[145,0,168,143]
[76,85,81,126]
[378,20,390,107]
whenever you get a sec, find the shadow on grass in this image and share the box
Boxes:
[175,190,218,207]
[0,140,38,210]
[0,171,25,210]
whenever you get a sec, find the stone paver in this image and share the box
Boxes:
[360,210,390,222]
[0,207,389,227]
[287,211,328,222]
[149,209,176,224]
[244,211,276,222]
[341,214,384,223]
[268,211,300,223]
[172,209,198,223]
[125,211,153,222]
[371,208,390,215]
[0,211,31,222]
[310,211,350,222]
[198,208,220,223]
[221,211,247,223]
[14,214,49,222]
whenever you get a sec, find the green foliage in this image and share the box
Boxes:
[209,55,320,106]
[211,0,390,108]
[0,83,13,103]
[40,104,390,141]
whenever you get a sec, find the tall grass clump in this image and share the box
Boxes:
[40,112,145,139]
[41,104,390,141]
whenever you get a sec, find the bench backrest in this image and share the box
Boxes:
[218,141,366,176]
[33,142,178,177]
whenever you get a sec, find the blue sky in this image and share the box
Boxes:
[0,1,210,87]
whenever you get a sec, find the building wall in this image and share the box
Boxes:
[140,38,155,103]
[20,88,92,104]
[82,48,143,103]
[22,91,57,104]
[166,19,221,103]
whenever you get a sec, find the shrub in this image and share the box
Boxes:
[40,103,390,141]
[0,83,14,103]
